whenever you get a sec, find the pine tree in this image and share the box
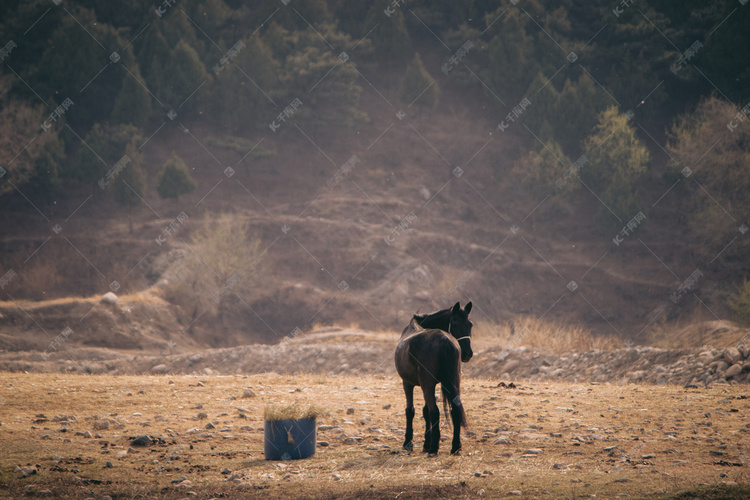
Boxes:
[582,106,649,230]
[110,143,146,233]
[157,152,196,200]
[398,53,439,110]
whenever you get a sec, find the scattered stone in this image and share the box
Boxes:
[15,465,37,478]
[130,435,154,447]
[346,408,355,415]
[243,388,257,398]
[221,468,232,475]
[152,364,168,374]
[101,292,118,304]
[197,412,208,420]
[205,422,216,430]
[317,441,330,447]
[508,491,522,496]
[93,420,109,430]
[104,461,113,468]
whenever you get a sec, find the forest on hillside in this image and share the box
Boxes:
[1,0,749,325]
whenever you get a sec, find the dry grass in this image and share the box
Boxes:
[1,372,748,499]
[264,402,329,421]
[473,315,625,352]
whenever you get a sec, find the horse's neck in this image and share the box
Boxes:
[418,309,450,331]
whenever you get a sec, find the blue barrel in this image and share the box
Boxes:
[264,417,316,460]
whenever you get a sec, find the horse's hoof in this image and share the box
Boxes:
[403,442,413,452]
[450,449,461,456]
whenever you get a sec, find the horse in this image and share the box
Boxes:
[413,301,473,362]
[394,302,473,456]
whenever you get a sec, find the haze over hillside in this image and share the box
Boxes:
[1,0,749,353]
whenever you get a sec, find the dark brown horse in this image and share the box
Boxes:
[395,302,473,455]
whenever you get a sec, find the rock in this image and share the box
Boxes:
[317,441,330,447]
[115,450,127,459]
[93,420,109,430]
[725,348,742,365]
[725,364,742,379]
[243,388,257,398]
[76,430,93,438]
[152,364,169,374]
[15,465,37,478]
[205,422,216,430]
[197,412,208,420]
[237,482,254,490]
[101,292,118,304]
[346,408,355,415]
[493,437,511,445]
[221,468,232,475]
[508,491,522,496]
[104,461,113,468]
[130,435,154,447]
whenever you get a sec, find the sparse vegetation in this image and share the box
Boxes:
[729,279,750,327]
[473,316,624,353]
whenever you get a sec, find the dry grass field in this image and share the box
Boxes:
[1,372,750,499]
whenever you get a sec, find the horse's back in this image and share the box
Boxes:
[395,328,460,386]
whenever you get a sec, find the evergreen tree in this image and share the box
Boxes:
[110,143,146,233]
[363,1,411,66]
[157,152,196,200]
[74,124,144,185]
[581,106,649,229]
[151,39,211,113]
[111,64,152,127]
[398,53,439,110]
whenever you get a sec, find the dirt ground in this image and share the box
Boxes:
[1,372,749,499]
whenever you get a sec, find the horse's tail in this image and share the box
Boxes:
[440,345,468,429]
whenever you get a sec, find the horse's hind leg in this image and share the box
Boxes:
[421,382,440,456]
[450,401,462,455]
[422,405,430,453]
[402,381,415,452]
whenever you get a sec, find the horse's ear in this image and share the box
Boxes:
[465,302,472,315]
[451,302,461,314]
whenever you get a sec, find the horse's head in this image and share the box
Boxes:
[449,301,473,362]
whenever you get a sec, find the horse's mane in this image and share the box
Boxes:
[401,316,424,336]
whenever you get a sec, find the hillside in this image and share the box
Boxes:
[1,1,749,353]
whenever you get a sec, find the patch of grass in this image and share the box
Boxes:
[651,483,750,499]
[729,278,750,327]
[264,402,329,421]
[205,135,275,158]
[473,315,624,352]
